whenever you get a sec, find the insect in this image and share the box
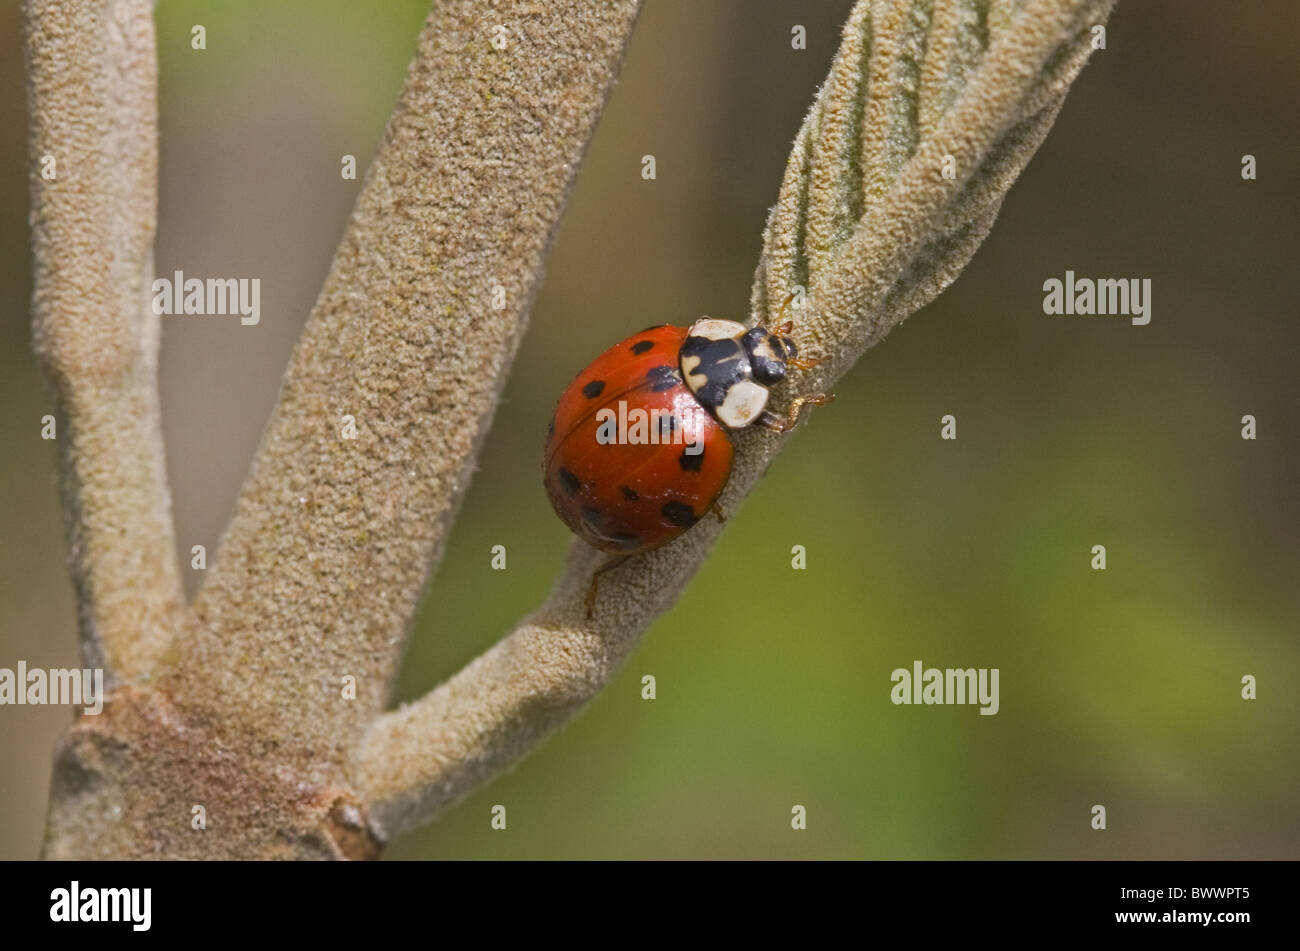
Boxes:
[543,304,832,614]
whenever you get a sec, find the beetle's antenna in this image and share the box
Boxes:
[769,288,827,371]
[774,289,828,370]
[774,290,798,333]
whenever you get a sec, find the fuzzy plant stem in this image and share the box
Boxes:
[23,0,186,686]
[357,0,1116,841]
[36,0,643,859]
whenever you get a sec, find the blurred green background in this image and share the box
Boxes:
[1,1,1296,860]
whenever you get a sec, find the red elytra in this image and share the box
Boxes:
[543,325,733,556]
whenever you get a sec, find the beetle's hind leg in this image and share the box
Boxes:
[585,554,631,618]
[757,393,835,433]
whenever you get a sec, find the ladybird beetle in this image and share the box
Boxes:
[544,308,832,613]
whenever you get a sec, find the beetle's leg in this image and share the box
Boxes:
[585,554,630,618]
[711,500,727,523]
[756,393,835,433]
[786,355,824,371]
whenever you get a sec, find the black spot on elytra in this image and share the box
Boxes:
[630,340,654,355]
[658,414,679,439]
[612,532,641,550]
[557,467,580,494]
[620,485,639,501]
[582,379,606,399]
[646,365,679,392]
[679,447,704,471]
[661,501,697,528]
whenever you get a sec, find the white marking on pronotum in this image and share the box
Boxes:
[715,379,769,428]
[748,336,780,362]
[687,317,746,341]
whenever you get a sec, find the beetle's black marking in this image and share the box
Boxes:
[581,506,604,527]
[681,334,759,418]
[646,365,680,392]
[661,501,698,528]
[620,485,639,501]
[750,356,786,385]
[639,323,668,333]
[557,467,580,494]
[612,532,642,550]
[582,379,606,399]
[679,447,704,471]
[681,336,749,381]
[630,340,654,355]
[695,382,727,409]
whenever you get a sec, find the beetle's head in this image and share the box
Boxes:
[742,325,799,387]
